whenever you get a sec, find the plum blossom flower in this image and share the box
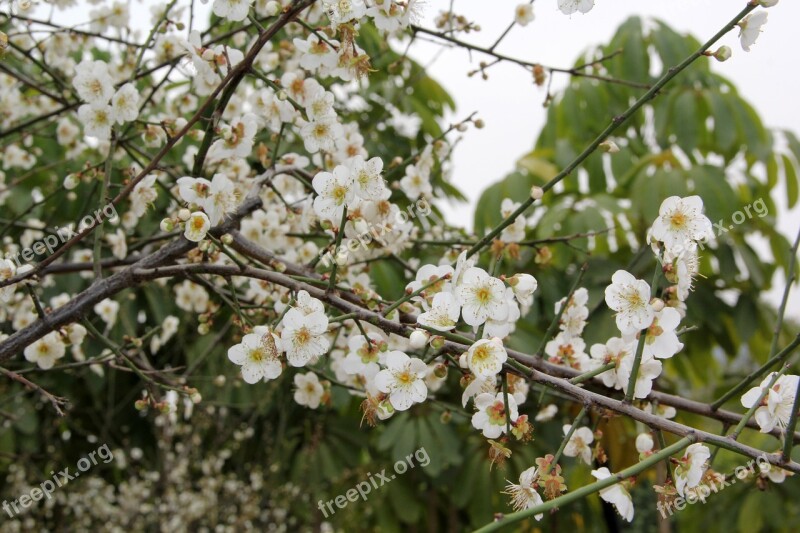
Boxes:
[312,164,354,223]
[624,307,683,359]
[208,114,258,160]
[72,59,114,106]
[184,211,211,242]
[508,273,538,310]
[342,332,384,374]
[374,351,428,411]
[649,196,712,254]
[110,83,139,124]
[227,326,284,383]
[0,259,17,303]
[588,337,634,389]
[617,351,662,399]
[300,116,343,153]
[78,104,113,140]
[281,308,330,367]
[201,173,238,225]
[417,291,461,331]
[741,373,800,433]
[562,425,594,465]
[399,163,432,199]
[293,372,325,408]
[591,467,634,522]
[674,443,711,497]
[471,391,519,438]
[503,466,544,518]
[558,0,594,15]
[455,267,508,328]
[464,338,507,379]
[739,11,768,52]
[514,4,534,26]
[212,0,252,22]
[23,332,66,370]
[349,155,386,200]
[130,174,158,217]
[605,270,654,335]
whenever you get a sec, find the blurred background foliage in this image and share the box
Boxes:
[1,14,799,533]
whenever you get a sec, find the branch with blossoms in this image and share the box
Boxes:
[0,0,795,530]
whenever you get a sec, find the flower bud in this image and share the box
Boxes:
[63,174,80,190]
[160,218,175,232]
[599,140,620,153]
[221,233,233,245]
[440,410,452,424]
[198,323,210,335]
[201,49,216,62]
[456,123,468,132]
[530,186,543,200]
[650,298,665,312]
[713,45,732,62]
[430,336,445,350]
[409,329,428,349]
[134,399,148,411]
[433,363,448,379]
[178,208,191,221]
[473,118,485,129]
[213,375,226,387]
[265,0,281,15]
[759,0,778,7]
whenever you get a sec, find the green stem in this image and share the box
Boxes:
[711,334,800,410]
[327,206,349,292]
[783,377,800,461]
[728,365,789,440]
[381,274,448,317]
[624,260,661,403]
[464,2,757,259]
[547,406,587,473]
[535,264,587,357]
[475,436,695,532]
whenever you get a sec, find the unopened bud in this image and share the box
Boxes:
[220,233,233,245]
[198,323,210,335]
[213,375,226,387]
[277,90,288,101]
[713,45,732,62]
[599,140,620,153]
[650,298,665,312]
[178,208,191,221]
[456,123,468,132]
[63,174,80,190]
[160,218,175,232]
[265,0,281,15]
[759,0,779,7]
[430,336,445,350]
[134,399,148,410]
[473,118,485,129]
[530,186,543,200]
[409,329,428,349]
[440,410,452,423]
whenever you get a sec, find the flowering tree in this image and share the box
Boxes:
[1,0,799,530]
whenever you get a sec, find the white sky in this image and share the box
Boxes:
[20,0,800,316]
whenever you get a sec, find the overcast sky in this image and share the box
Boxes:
[22,0,799,315]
